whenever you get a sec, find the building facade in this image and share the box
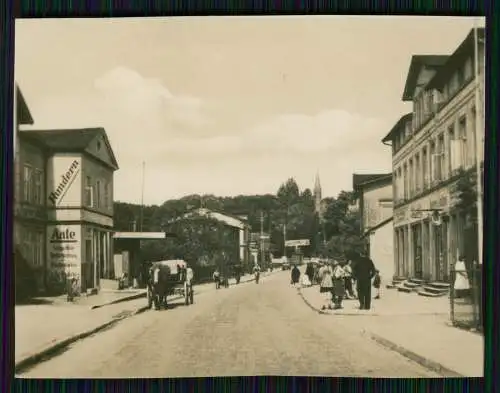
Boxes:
[353,174,394,280]
[382,28,485,283]
[14,126,119,294]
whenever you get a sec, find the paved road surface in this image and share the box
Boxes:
[19,271,439,378]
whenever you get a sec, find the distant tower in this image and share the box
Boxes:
[314,172,323,220]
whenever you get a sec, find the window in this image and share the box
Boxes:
[408,159,414,196]
[397,168,403,202]
[33,231,43,266]
[438,134,445,181]
[422,148,428,190]
[464,57,473,81]
[430,141,438,184]
[33,170,43,205]
[448,125,456,174]
[22,231,33,266]
[458,116,468,167]
[457,65,464,87]
[23,165,33,202]
[403,163,408,200]
[85,176,94,207]
[449,73,459,96]
[415,153,421,193]
[96,180,101,209]
[104,183,110,209]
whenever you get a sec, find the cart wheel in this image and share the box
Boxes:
[184,282,190,305]
[147,288,153,309]
[189,285,194,304]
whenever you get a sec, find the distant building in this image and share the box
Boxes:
[170,207,251,268]
[14,125,119,294]
[353,174,394,280]
[382,28,485,282]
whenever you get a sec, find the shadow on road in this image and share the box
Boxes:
[16,298,55,306]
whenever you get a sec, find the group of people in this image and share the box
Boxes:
[290,251,381,311]
[213,263,261,288]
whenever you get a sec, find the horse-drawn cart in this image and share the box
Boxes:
[146,259,194,310]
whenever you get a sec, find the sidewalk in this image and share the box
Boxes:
[298,284,483,377]
[15,272,260,372]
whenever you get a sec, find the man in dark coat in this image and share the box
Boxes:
[291,265,301,286]
[349,250,376,310]
[305,263,314,284]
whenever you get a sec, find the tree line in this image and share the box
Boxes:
[113,177,367,265]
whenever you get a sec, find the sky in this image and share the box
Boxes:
[15,16,484,206]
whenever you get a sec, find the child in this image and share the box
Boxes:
[373,270,381,299]
[332,261,346,309]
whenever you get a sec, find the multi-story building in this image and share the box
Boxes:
[352,173,394,280]
[14,126,119,294]
[382,28,485,282]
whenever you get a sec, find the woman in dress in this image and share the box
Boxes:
[318,262,334,310]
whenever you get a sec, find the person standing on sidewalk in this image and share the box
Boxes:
[373,270,381,299]
[343,260,356,299]
[318,262,334,310]
[332,261,346,309]
[349,251,376,310]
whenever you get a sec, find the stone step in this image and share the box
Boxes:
[386,284,397,289]
[427,281,451,289]
[408,278,426,285]
[403,281,421,289]
[421,285,449,295]
[418,290,448,298]
[397,286,413,293]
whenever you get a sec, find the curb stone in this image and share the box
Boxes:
[16,275,259,372]
[366,332,464,377]
[297,288,464,377]
[16,272,271,372]
[15,310,139,374]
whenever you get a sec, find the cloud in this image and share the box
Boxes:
[22,67,392,204]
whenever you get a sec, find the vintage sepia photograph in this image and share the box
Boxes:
[13,16,484,378]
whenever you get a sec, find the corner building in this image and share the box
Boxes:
[382,28,485,282]
[15,127,119,294]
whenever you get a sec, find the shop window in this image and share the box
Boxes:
[23,165,33,202]
[33,231,44,266]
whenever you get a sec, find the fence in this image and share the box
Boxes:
[450,264,482,332]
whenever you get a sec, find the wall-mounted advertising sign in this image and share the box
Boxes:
[47,225,81,278]
[46,156,81,207]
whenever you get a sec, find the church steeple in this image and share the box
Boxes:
[314,171,322,217]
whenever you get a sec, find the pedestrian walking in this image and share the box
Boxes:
[343,260,356,299]
[332,261,346,309]
[373,270,381,299]
[305,263,314,284]
[318,262,334,310]
[349,250,377,310]
[291,265,300,286]
[213,268,221,289]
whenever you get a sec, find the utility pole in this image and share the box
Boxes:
[283,223,287,258]
[260,210,265,267]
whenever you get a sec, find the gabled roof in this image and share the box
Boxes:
[402,55,449,101]
[352,173,392,191]
[20,127,119,170]
[16,85,34,125]
[427,27,485,91]
[381,113,413,143]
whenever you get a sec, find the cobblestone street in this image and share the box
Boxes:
[18,271,439,378]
